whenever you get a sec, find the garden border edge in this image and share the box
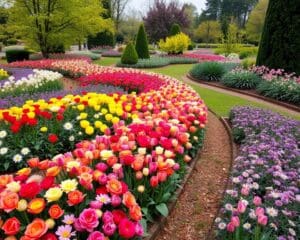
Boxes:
[186,74,300,113]
[143,110,236,240]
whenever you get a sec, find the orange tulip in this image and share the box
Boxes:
[0,191,19,213]
[129,205,142,221]
[122,191,137,208]
[46,166,61,177]
[27,158,40,168]
[48,204,64,219]
[27,198,46,214]
[106,179,123,195]
[38,160,50,170]
[24,218,48,239]
[67,190,84,206]
[16,168,31,176]
[0,175,13,188]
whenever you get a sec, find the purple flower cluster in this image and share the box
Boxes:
[0,85,126,109]
[216,106,300,240]
[0,67,33,84]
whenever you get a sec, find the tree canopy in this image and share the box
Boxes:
[7,0,113,57]
[195,20,222,43]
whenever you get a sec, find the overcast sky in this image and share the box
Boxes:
[127,0,206,15]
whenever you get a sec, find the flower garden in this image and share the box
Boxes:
[0,1,299,239]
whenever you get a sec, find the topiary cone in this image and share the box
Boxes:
[121,42,138,65]
[135,24,150,59]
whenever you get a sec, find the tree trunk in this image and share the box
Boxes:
[78,40,82,51]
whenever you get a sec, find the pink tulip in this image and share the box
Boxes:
[257,215,268,226]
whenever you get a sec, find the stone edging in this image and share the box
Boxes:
[186,74,300,113]
[144,110,236,240]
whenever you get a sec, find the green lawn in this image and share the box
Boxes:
[144,64,300,120]
[94,57,120,66]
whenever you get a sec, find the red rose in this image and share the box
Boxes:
[19,182,41,199]
[40,176,55,190]
[48,134,58,144]
[41,233,58,240]
[1,217,21,235]
[118,218,136,239]
[112,210,126,224]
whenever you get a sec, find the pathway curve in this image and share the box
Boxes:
[183,76,300,117]
[155,112,232,240]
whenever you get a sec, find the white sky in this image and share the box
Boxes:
[127,0,206,15]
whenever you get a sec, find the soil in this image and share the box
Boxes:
[155,112,233,240]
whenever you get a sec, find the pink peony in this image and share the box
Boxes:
[102,211,114,224]
[87,231,106,240]
[111,194,122,207]
[78,208,99,232]
[102,222,116,236]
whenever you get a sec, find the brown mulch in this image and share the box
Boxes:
[155,112,232,240]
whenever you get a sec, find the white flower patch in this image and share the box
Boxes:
[1,69,62,93]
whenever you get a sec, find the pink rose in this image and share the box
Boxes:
[257,215,268,226]
[78,208,99,232]
[102,222,116,236]
[255,207,265,217]
[226,222,235,232]
[253,196,262,206]
[135,222,144,236]
[111,195,121,207]
[237,201,247,213]
[102,211,114,224]
[87,231,106,240]
[231,216,240,227]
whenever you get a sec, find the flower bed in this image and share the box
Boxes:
[0,69,63,98]
[183,52,227,62]
[0,60,207,239]
[216,107,300,240]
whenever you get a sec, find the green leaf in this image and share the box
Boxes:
[141,207,148,215]
[162,192,171,202]
[155,203,169,217]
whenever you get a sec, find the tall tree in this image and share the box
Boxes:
[111,0,131,32]
[202,0,221,20]
[8,0,112,57]
[195,20,222,43]
[256,0,300,74]
[246,0,269,43]
[143,0,190,42]
[135,24,150,59]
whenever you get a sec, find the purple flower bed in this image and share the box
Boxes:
[101,50,122,57]
[0,67,33,83]
[216,107,300,240]
[0,85,126,109]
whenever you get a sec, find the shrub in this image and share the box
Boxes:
[188,42,196,50]
[159,32,191,54]
[121,42,138,64]
[135,24,150,59]
[5,49,30,63]
[117,57,170,68]
[189,62,226,81]
[242,57,256,69]
[166,56,198,64]
[87,30,115,49]
[48,43,65,53]
[71,51,101,60]
[238,47,258,59]
[256,79,300,105]
[169,23,181,36]
[221,70,261,89]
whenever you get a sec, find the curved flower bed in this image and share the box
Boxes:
[216,107,300,240]
[0,69,63,98]
[183,52,227,62]
[0,60,207,239]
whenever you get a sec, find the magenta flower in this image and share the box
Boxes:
[78,208,99,232]
[102,222,117,236]
[87,231,106,240]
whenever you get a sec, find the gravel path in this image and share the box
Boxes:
[155,112,232,240]
[183,76,300,117]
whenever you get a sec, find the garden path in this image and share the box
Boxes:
[182,76,300,118]
[156,112,232,240]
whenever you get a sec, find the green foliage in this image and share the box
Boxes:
[87,30,115,49]
[256,79,300,105]
[48,43,65,54]
[5,49,30,63]
[159,33,191,54]
[221,70,261,89]
[195,20,222,43]
[8,0,113,57]
[71,51,101,60]
[135,24,150,59]
[257,0,300,75]
[121,42,138,65]
[222,23,239,55]
[169,23,181,36]
[246,0,269,43]
[242,57,256,69]
[117,56,197,68]
[232,128,246,144]
[189,62,226,81]
[238,47,258,59]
